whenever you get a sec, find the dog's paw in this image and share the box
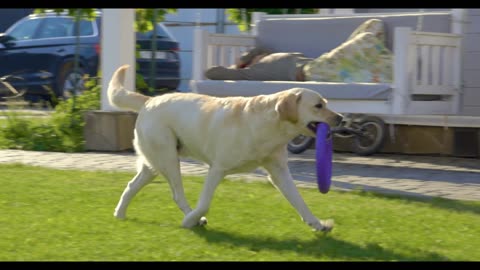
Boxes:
[319,219,334,232]
[198,216,208,226]
[182,214,208,228]
[306,218,334,232]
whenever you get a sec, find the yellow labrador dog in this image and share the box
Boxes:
[109,65,342,231]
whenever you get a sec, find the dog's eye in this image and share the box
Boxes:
[315,104,323,109]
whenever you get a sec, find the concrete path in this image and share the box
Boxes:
[0,149,479,201]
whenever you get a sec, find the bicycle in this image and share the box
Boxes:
[287,114,387,156]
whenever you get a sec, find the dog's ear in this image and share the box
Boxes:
[275,91,302,123]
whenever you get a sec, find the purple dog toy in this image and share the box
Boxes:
[315,123,333,194]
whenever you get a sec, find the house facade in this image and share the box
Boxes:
[167,8,480,116]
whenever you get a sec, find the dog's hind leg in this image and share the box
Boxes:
[156,154,194,217]
[138,129,206,226]
[114,161,156,219]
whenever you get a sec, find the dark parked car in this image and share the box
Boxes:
[0,11,180,103]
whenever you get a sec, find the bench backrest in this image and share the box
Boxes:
[256,12,452,58]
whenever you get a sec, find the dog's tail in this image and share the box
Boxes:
[107,64,150,112]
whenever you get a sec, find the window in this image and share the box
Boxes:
[136,23,176,41]
[7,16,95,41]
[8,18,42,40]
[36,17,73,39]
[78,20,94,36]
[34,17,94,39]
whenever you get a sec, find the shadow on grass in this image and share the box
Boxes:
[191,227,448,261]
[346,189,480,215]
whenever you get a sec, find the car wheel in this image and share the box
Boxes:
[56,62,86,101]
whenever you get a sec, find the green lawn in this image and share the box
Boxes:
[0,118,7,128]
[1,163,479,261]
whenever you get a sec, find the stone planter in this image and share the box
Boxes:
[84,110,137,151]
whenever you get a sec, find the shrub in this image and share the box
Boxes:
[0,77,100,152]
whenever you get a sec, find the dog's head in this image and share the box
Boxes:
[275,88,343,137]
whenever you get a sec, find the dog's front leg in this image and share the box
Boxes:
[263,158,333,232]
[182,167,225,228]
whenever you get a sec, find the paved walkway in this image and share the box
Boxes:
[0,149,479,201]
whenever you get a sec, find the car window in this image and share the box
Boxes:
[78,20,94,36]
[7,18,42,40]
[34,17,95,39]
[136,23,176,41]
[155,23,173,38]
[36,17,73,39]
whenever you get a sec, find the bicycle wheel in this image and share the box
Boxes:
[351,116,387,156]
[287,135,315,154]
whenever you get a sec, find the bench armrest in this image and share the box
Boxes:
[393,27,462,114]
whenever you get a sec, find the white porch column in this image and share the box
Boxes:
[101,8,136,111]
[451,9,467,114]
[392,27,412,115]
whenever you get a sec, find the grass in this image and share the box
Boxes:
[1,163,479,261]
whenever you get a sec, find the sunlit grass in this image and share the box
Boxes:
[1,164,479,261]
